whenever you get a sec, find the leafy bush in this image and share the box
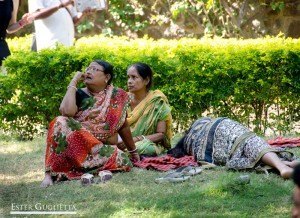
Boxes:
[2,36,300,139]
[6,34,32,53]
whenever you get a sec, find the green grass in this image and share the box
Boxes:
[1,136,299,217]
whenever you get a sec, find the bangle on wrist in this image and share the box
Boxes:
[128,148,137,153]
[70,80,78,86]
[67,85,77,91]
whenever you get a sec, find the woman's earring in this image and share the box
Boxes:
[105,80,108,83]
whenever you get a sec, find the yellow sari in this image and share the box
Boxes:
[127,90,172,156]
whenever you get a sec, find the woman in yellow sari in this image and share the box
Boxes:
[117,63,172,156]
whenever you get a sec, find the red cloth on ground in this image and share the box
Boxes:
[134,155,198,171]
[267,137,300,148]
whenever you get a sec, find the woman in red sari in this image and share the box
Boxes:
[41,60,139,187]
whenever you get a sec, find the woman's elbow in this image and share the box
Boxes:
[6,28,16,34]
[59,106,76,117]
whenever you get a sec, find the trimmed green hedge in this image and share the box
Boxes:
[1,36,300,139]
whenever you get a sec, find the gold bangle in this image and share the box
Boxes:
[128,148,137,153]
[67,85,77,91]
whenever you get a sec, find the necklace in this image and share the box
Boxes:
[87,87,106,96]
[130,91,149,109]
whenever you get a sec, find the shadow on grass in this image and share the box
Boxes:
[1,167,294,217]
[1,149,44,176]
[1,137,298,217]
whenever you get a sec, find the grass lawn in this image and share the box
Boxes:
[1,135,299,217]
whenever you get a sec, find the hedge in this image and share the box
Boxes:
[1,35,300,139]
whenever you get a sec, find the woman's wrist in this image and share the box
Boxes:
[129,150,140,162]
[128,148,137,153]
[69,80,78,87]
[67,84,77,91]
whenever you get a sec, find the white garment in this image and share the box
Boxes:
[28,0,76,51]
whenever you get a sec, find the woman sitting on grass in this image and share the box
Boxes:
[168,117,298,179]
[41,60,139,187]
[117,63,172,156]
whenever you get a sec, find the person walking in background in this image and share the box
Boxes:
[0,0,31,66]
[27,0,94,51]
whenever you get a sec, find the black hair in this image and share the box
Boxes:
[129,62,153,91]
[167,136,187,158]
[293,164,300,187]
[94,60,114,84]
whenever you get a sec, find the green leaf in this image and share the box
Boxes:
[99,145,115,158]
[67,118,82,131]
[80,97,96,111]
[54,132,68,154]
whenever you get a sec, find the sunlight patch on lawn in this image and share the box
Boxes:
[265,204,291,214]
[0,170,43,184]
[111,206,171,218]
[0,143,35,154]
[0,137,44,154]
[203,185,228,198]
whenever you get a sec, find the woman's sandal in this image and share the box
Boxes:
[198,161,216,169]
[155,165,203,183]
[172,165,202,176]
[81,173,94,186]
[155,171,191,183]
[96,170,113,183]
[182,166,202,176]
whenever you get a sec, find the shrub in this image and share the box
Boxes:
[2,36,300,139]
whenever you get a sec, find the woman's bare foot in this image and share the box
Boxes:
[40,173,53,188]
[279,165,294,179]
[283,160,300,168]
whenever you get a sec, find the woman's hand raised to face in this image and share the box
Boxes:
[71,71,85,85]
[61,71,83,116]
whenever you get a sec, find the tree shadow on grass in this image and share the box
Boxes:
[1,138,296,217]
[0,168,294,217]
[1,149,44,176]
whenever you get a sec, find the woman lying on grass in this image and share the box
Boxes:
[168,117,298,179]
[41,60,139,187]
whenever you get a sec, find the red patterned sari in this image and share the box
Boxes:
[45,85,132,179]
